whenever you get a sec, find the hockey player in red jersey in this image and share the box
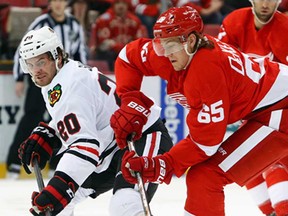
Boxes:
[219,0,288,64]
[219,1,288,215]
[110,5,288,216]
[17,26,173,216]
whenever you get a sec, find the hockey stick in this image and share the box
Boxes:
[127,137,153,216]
[33,158,52,216]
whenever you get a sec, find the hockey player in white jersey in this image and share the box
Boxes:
[17,26,173,216]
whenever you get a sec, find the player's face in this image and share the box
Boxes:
[113,1,129,16]
[253,0,279,22]
[160,39,189,71]
[153,36,195,71]
[25,53,57,87]
[50,0,68,18]
[166,48,190,71]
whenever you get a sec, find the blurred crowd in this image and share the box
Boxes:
[0,0,287,72]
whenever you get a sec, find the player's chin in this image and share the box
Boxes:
[259,14,272,21]
[172,63,184,71]
[35,78,50,87]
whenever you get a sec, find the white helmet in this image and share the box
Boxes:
[19,26,63,73]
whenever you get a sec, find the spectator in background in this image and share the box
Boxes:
[173,0,224,24]
[218,0,288,215]
[129,0,162,38]
[89,0,147,71]
[6,0,87,179]
[67,0,90,42]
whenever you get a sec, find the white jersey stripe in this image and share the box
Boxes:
[269,110,282,130]
[143,131,162,157]
[153,131,161,157]
[246,181,269,205]
[254,64,288,111]
[219,126,274,172]
[269,181,288,206]
[143,135,152,157]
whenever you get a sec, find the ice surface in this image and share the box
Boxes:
[0,176,264,216]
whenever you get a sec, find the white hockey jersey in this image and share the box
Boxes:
[41,59,161,186]
[41,60,120,185]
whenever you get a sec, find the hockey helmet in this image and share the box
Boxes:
[19,26,63,74]
[153,6,203,39]
[19,26,63,60]
[153,6,203,56]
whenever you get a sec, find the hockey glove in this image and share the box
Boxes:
[30,174,77,216]
[18,122,62,174]
[110,91,154,149]
[121,150,174,184]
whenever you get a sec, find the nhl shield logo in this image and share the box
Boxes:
[48,84,62,107]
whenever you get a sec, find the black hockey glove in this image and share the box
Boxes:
[30,173,78,216]
[18,122,62,174]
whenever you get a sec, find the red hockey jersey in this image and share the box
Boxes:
[218,8,288,64]
[115,37,288,176]
[90,8,145,53]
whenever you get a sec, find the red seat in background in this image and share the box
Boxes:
[203,24,221,37]
[0,0,31,7]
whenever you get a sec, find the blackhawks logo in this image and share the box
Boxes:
[48,84,62,107]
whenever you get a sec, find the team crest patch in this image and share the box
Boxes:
[48,84,62,107]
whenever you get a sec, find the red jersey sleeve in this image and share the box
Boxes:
[165,136,210,177]
[115,38,174,97]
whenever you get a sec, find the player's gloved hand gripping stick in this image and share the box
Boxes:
[127,135,153,216]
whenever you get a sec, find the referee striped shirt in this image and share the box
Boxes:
[13,11,88,81]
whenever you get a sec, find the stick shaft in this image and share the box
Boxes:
[33,158,52,216]
[127,140,153,216]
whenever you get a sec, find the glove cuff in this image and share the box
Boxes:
[121,91,154,108]
[154,154,174,184]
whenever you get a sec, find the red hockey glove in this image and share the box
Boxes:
[30,174,77,216]
[18,122,62,174]
[121,151,174,184]
[110,91,154,149]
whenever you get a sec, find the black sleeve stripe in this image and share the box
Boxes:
[71,138,100,147]
[66,150,98,166]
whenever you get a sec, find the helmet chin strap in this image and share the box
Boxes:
[183,38,202,70]
[55,58,61,72]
